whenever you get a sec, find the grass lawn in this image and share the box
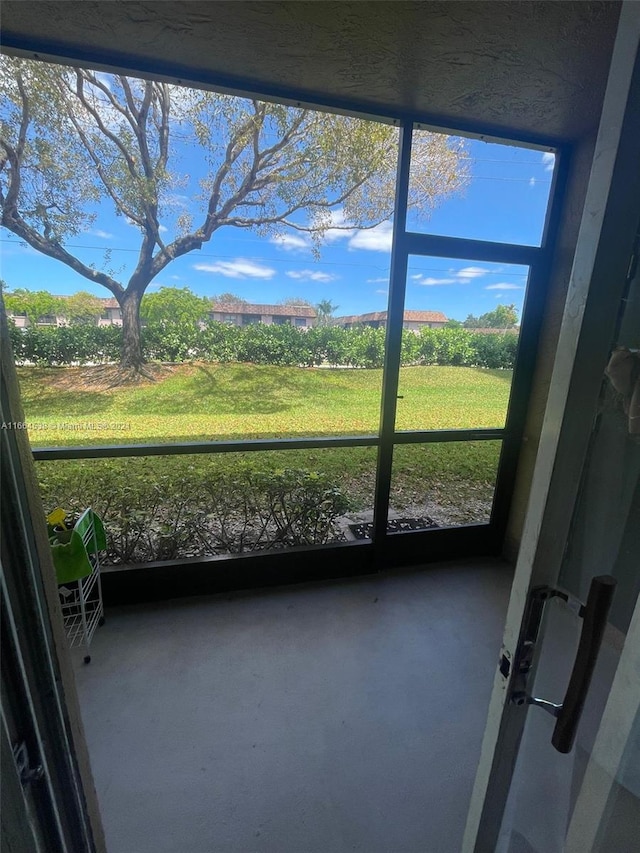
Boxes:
[17,362,512,444]
[20,364,510,554]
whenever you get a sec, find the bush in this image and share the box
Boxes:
[237,322,307,366]
[142,320,200,362]
[7,323,121,365]
[401,329,421,365]
[432,326,474,366]
[197,321,243,362]
[469,332,518,369]
[36,458,351,564]
[344,326,385,368]
[7,318,518,369]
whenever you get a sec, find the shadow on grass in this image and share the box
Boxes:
[17,387,114,417]
[122,363,312,416]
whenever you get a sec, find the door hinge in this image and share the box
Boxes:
[12,740,44,786]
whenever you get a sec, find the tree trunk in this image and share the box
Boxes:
[119,290,146,371]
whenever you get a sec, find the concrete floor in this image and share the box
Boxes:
[74,559,512,853]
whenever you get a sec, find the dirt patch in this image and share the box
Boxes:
[38,363,179,392]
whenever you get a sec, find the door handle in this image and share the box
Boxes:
[551,575,616,753]
[510,575,616,754]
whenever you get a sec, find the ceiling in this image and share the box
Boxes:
[0,1,621,143]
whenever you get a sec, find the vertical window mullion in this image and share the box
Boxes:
[372,122,413,547]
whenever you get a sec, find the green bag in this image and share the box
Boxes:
[48,509,106,585]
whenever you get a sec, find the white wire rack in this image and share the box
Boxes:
[57,508,105,664]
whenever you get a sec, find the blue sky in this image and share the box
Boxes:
[0,111,554,323]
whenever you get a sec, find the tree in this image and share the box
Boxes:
[464,303,518,329]
[3,287,64,325]
[280,297,314,307]
[62,290,105,324]
[316,299,339,325]
[0,57,468,374]
[211,293,247,306]
[140,286,210,326]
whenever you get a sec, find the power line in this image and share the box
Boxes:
[1,237,530,276]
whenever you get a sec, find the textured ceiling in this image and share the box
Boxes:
[1,1,621,143]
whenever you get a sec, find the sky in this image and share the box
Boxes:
[0,79,555,324]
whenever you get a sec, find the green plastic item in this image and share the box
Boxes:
[48,508,107,585]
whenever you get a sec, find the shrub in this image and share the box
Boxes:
[7,323,121,365]
[432,326,474,366]
[197,321,243,362]
[469,332,518,369]
[237,322,307,366]
[7,317,518,369]
[401,329,421,365]
[142,320,200,362]
[416,327,439,364]
[345,326,385,368]
[36,458,351,564]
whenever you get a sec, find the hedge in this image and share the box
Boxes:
[37,458,351,562]
[8,319,518,369]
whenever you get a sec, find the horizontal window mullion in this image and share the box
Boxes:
[31,434,380,461]
[31,429,507,461]
[393,428,505,444]
[403,232,540,265]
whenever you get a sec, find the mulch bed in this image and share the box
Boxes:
[348,516,439,540]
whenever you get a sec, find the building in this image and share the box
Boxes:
[98,298,123,327]
[7,298,316,329]
[2,3,639,853]
[208,301,316,328]
[334,309,447,331]
[6,296,123,328]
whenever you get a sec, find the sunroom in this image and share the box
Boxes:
[2,3,639,852]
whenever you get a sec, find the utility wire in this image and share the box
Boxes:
[0,237,530,276]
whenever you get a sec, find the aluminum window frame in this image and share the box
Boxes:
[8,52,568,588]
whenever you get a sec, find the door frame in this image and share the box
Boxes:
[1,301,107,852]
[463,4,640,850]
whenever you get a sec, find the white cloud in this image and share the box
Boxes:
[93,71,114,91]
[456,266,489,280]
[375,288,388,295]
[485,283,524,291]
[159,224,168,234]
[193,259,275,279]
[367,277,390,284]
[542,152,555,172]
[529,177,536,187]
[89,228,113,239]
[411,264,495,286]
[286,269,337,282]
[321,209,356,243]
[271,233,310,252]
[348,221,393,252]
[165,193,190,209]
[416,276,458,286]
[313,209,393,252]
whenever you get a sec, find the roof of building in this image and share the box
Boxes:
[210,302,317,318]
[334,310,448,325]
[464,327,519,334]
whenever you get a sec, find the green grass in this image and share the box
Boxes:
[17,362,512,445]
[21,363,509,526]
